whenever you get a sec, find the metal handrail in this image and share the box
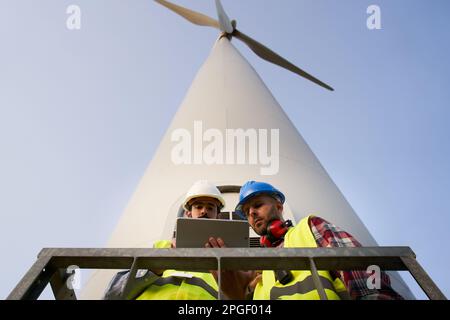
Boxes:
[6,247,447,300]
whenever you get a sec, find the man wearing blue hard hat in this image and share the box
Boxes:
[206,181,404,300]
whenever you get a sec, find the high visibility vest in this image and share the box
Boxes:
[136,240,218,300]
[253,215,348,300]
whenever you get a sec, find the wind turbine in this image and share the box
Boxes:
[81,0,414,299]
[155,0,334,91]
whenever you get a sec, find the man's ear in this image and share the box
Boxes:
[276,201,284,215]
[184,210,192,218]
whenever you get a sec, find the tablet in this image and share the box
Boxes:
[175,218,250,248]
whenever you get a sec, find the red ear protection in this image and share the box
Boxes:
[260,219,293,247]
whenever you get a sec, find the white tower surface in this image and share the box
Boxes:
[81,37,414,299]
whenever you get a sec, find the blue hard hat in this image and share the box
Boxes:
[235,181,285,215]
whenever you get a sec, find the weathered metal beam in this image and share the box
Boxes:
[401,257,447,300]
[38,247,416,271]
[49,269,77,300]
[309,258,327,300]
[7,255,53,300]
[217,257,223,300]
[10,246,445,300]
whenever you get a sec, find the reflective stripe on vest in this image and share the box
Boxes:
[254,215,346,300]
[152,276,218,299]
[270,275,335,300]
[136,239,218,300]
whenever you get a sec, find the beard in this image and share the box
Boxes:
[253,205,281,236]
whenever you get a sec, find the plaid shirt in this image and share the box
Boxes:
[309,216,404,300]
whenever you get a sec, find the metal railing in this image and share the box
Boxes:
[7,247,447,300]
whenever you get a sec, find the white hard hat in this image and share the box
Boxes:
[183,180,226,210]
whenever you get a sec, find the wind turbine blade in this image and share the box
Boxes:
[154,0,220,29]
[233,29,334,91]
[215,0,234,33]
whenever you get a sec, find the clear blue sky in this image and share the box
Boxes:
[1,0,449,299]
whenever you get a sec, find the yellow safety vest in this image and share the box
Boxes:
[253,215,348,300]
[136,240,218,300]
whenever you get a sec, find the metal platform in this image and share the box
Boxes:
[7,247,447,300]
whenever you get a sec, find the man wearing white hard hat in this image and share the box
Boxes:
[182,180,225,220]
[104,180,225,300]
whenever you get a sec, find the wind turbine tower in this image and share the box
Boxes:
[81,0,414,299]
